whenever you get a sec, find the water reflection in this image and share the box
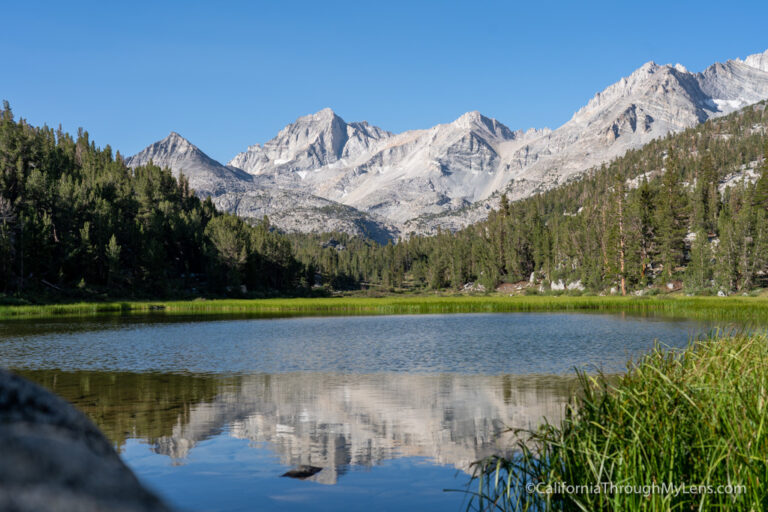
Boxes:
[4,312,725,510]
[18,370,574,485]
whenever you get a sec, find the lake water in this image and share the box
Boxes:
[0,312,713,511]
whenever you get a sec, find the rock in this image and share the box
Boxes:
[462,282,486,292]
[667,282,675,290]
[281,465,323,480]
[566,280,584,291]
[550,280,565,291]
[718,290,726,297]
[529,272,536,284]
[0,369,171,512]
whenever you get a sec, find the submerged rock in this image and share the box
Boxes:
[281,465,323,479]
[0,368,171,512]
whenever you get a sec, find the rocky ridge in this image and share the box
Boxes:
[125,131,396,243]
[127,48,768,239]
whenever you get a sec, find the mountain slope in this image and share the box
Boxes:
[229,108,393,174]
[497,51,768,199]
[125,132,397,243]
[410,48,768,232]
[125,132,252,196]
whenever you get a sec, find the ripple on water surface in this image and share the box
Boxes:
[0,312,709,374]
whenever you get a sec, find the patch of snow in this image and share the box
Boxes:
[710,98,746,111]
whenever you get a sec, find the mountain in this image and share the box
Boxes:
[229,108,393,174]
[407,48,768,232]
[125,132,397,243]
[229,109,548,224]
[125,132,252,196]
[498,51,768,197]
[128,48,768,239]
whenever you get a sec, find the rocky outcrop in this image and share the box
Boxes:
[0,368,170,512]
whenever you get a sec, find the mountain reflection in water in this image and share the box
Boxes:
[18,370,574,485]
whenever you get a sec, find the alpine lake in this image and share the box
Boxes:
[0,310,734,511]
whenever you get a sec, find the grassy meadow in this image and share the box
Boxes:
[2,294,768,323]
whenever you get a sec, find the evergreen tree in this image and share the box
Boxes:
[684,230,712,291]
[105,234,122,287]
[656,152,689,281]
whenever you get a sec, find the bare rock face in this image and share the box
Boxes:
[125,132,396,242]
[212,188,397,244]
[738,48,768,73]
[228,109,545,225]
[0,368,171,512]
[229,108,393,174]
[125,132,252,197]
[127,48,768,239]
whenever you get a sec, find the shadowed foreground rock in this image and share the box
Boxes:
[0,369,171,512]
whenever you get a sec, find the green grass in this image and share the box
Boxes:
[466,332,768,511]
[2,295,768,323]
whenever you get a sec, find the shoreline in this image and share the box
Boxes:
[2,295,768,322]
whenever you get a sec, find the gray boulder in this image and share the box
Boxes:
[0,368,171,512]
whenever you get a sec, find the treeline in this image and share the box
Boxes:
[297,102,768,295]
[0,102,305,299]
[3,99,768,300]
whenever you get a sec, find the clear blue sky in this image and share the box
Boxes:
[2,0,767,163]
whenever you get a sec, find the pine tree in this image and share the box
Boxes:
[754,145,768,211]
[684,229,711,291]
[105,234,122,286]
[656,152,689,282]
[629,177,657,285]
